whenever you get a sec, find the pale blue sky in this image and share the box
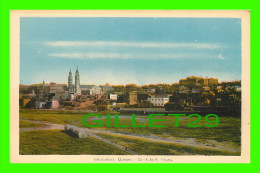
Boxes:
[20,17,241,85]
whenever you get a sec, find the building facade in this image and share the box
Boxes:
[179,76,218,86]
[129,91,138,105]
[148,95,169,106]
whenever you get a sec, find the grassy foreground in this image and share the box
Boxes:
[20,130,127,155]
[20,109,241,144]
[96,133,240,155]
[19,120,47,128]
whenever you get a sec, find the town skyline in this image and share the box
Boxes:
[19,70,241,86]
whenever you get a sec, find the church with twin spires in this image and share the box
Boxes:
[68,68,81,95]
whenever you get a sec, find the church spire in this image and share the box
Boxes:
[68,69,74,93]
[75,67,81,95]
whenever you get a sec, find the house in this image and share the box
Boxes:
[148,95,169,106]
[108,93,117,100]
[35,100,59,109]
[129,91,138,105]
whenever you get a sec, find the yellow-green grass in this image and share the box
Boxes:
[95,133,240,156]
[19,120,48,128]
[20,109,241,144]
[77,114,241,144]
[20,109,88,125]
[20,130,128,155]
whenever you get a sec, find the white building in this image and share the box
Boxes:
[148,95,169,106]
[35,101,46,109]
[35,100,59,109]
[90,86,102,95]
[109,94,117,100]
[234,86,241,92]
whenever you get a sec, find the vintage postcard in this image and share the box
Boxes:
[10,10,250,163]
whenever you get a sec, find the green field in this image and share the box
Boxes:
[20,109,241,143]
[95,133,240,155]
[19,109,97,124]
[20,130,127,155]
[19,120,47,128]
[19,109,241,155]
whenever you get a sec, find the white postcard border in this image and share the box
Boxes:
[10,10,250,163]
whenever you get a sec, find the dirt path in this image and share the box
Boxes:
[84,128,240,154]
[20,119,64,131]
